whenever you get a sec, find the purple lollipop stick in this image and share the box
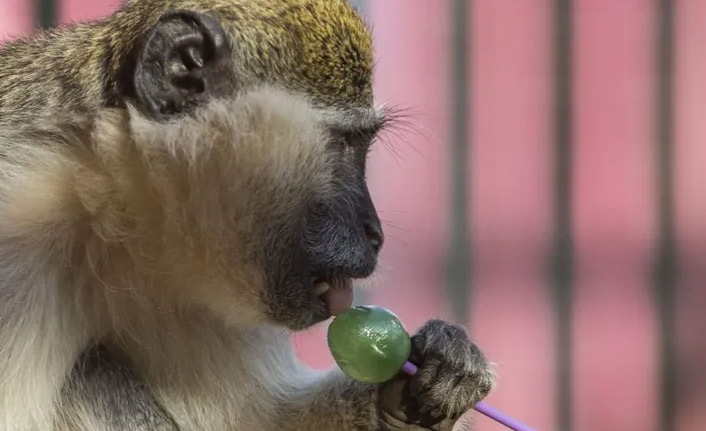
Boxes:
[401,361,536,431]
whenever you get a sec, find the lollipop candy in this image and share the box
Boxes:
[327,305,412,383]
[327,306,536,431]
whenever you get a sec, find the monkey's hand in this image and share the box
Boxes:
[284,320,493,431]
[376,319,495,430]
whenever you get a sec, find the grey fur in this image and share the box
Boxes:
[57,345,179,431]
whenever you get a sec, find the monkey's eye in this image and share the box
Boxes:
[331,128,379,150]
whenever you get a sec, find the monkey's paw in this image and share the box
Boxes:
[377,319,495,430]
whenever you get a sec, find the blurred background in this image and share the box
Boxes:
[1,1,704,430]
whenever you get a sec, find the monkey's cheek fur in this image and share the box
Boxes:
[112,87,339,327]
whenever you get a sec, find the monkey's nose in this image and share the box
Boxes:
[364,220,384,253]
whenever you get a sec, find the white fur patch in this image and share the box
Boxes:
[0,86,342,430]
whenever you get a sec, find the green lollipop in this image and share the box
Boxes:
[327,305,537,431]
[327,305,411,383]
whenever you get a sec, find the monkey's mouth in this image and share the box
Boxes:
[310,274,353,316]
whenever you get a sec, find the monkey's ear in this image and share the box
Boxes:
[133,10,233,121]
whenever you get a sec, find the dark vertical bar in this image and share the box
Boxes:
[36,0,56,29]
[552,0,573,430]
[654,1,677,431]
[445,0,470,324]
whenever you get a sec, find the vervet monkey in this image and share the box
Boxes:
[0,0,494,430]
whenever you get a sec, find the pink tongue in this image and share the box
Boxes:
[322,285,354,316]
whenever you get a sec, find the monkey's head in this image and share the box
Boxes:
[90,0,386,330]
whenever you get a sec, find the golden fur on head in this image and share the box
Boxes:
[0,0,374,126]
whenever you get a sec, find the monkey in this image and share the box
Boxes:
[0,0,495,430]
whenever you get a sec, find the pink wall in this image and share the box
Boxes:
[572,1,658,431]
[58,0,117,23]
[2,2,705,431]
[0,0,33,41]
[469,1,555,430]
